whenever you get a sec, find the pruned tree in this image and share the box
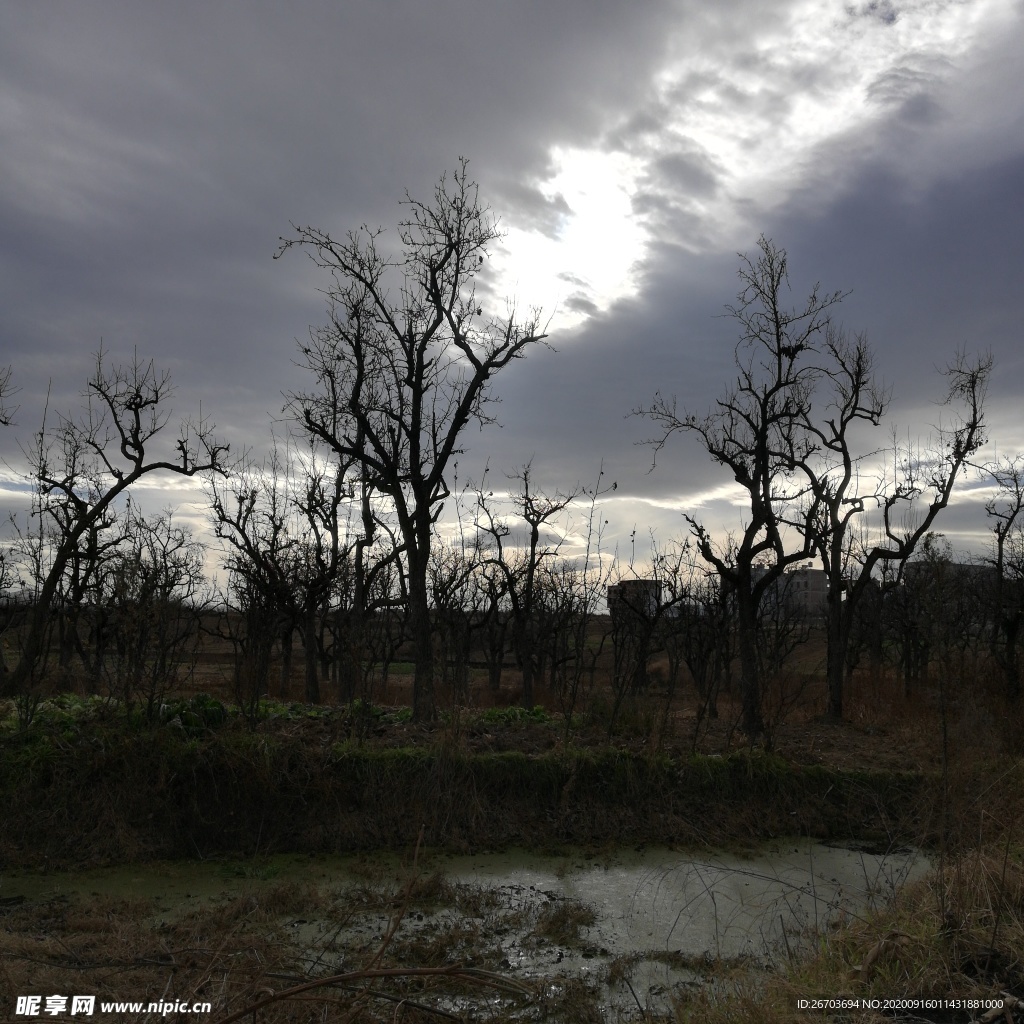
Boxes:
[476,549,512,694]
[652,538,734,746]
[4,351,228,696]
[475,463,580,708]
[607,571,662,731]
[547,467,616,739]
[281,161,548,720]
[101,505,207,717]
[6,451,127,688]
[210,449,301,701]
[801,339,990,718]
[289,440,362,703]
[428,539,485,704]
[639,236,841,738]
[981,455,1024,701]
[210,438,360,705]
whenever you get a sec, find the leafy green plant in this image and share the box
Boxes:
[159,693,227,735]
[480,704,553,726]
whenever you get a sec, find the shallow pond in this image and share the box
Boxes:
[1,839,927,1016]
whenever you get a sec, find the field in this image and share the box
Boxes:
[1,626,1023,1023]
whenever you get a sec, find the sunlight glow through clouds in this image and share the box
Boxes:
[491,148,647,332]
[494,0,1015,330]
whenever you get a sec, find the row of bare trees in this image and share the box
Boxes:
[1,174,1020,736]
[0,353,225,707]
[639,236,995,737]
[0,166,571,723]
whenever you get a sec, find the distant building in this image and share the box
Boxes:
[783,563,828,619]
[751,562,828,620]
[607,579,662,621]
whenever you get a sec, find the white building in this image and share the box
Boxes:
[783,563,828,619]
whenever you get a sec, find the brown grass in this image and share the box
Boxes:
[0,867,621,1023]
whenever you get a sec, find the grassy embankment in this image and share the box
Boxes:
[0,694,930,868]
[2,692,1022,1022]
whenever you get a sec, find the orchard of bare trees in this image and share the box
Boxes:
[1,171,1020,743]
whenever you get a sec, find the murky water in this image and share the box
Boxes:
[431,839,927,1010]
[1,839,927,1015]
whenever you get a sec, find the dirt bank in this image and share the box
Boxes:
[0,717,930,870]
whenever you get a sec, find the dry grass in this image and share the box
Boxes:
[533,899,598,947]
[0,868,619,1023]
[672,844,1024,1023]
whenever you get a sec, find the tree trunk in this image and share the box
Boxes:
[518,621,536,709]
[999,613,1021,702]
[485,618,505,692]
[279,626,293,700]
[336,608,362,704]
[407,559,435,721]
[735,595,764,739]
[303,599,320,704]
[4,551,73,696]
[825,593,846,720]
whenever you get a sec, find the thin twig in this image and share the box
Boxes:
[212,965,530,1024]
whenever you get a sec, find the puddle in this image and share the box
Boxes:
[1,839,927,1016]
[433,840,927,1012]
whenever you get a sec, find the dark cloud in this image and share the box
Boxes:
[490,181,572,239]
[847,1,900,25]
[1,0,1022,566]
[563,293,600,317]
[650,146,722,199]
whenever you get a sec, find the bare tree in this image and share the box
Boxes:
[0,364,17,426]
[652,538,735,747]
[210,439,360,705]
[210,449,300,700]
[4,352,228,696]
[281,162,548,720]
[802,340,990,718]
[6,447,127,688]
[980,455,1024,700]
[642,238,991,733]
[640,236,841,738]
[428,539,484,704]
[475,463,580,708]
[101,505,207,717]
[290,440,363,703]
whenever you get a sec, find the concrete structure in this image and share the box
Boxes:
[751,562,828,620]
[783,563,828,619]
[607,578,662,621]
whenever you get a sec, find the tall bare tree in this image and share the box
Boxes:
[640,237,841,738]
[4,352,227,696]
[281,162,548,720]
[801,340,989,719]
[643,238,990,732]
[981,455,1024,700]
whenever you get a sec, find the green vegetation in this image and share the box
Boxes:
[0,696,931,869]
[479,703,554,726]
[2,687,1021,1021]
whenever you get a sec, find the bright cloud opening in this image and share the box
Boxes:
[494,0,1016,326]
[490,147,647,332]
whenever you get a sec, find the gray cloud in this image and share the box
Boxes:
[490,181,573,239]
[2,0,1022,567]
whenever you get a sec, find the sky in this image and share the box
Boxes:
[2,0,1023,575]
